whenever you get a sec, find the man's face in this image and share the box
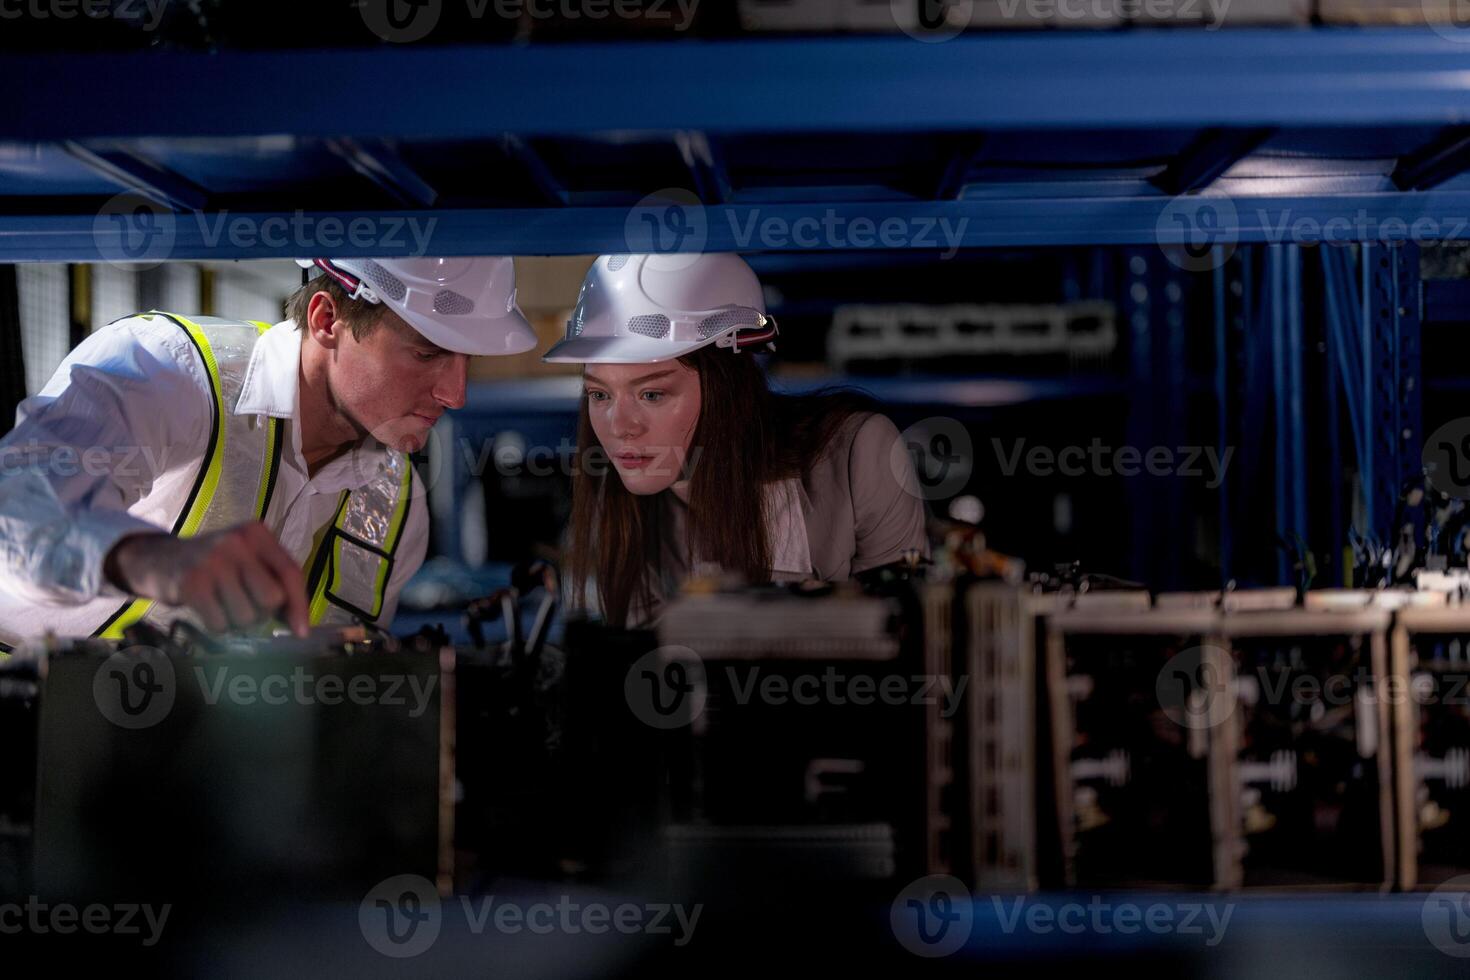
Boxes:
[327,312,468,454]
[582,360,702,495]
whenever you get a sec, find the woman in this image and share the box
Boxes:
[543,252,929,627]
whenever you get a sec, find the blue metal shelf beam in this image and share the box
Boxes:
[323,138,439,208]
[1391,127,1470,191]
[13,191,1470,261]
[60,142,208,212]
[498,134,568,206]
[455,374,1123,417]
[1150,128,1274,196]
[5,31,1470,140]
[933,135,988,201]
[675,131,731,206]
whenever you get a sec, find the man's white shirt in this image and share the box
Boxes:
[0,315,429,645]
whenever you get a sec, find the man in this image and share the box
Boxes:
[0,256,536,651]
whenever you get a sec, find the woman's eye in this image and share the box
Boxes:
[640,390,665,403]
[585,390,608,402]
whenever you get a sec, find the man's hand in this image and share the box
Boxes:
[104,522,310,637]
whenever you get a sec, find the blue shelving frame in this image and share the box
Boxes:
[2,29,1470,259]
[0,25,1455,589]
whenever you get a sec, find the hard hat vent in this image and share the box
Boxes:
[628,314,671,339]
[433,290,475,315]
[360,260,407,302]
[606,255,629,272]
[698,309,755,339]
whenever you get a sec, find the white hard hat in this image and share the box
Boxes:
[295,256,538,356]
[541,253,778,363]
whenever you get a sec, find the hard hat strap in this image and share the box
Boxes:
[311,259,381,305]
[722,314,779,353]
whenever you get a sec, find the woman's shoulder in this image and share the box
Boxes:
[828,409,902,459]
[803,408,906,486]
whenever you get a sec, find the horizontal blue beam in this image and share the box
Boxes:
[1151,128,1274,195]
[4,30,1470,140]
[61,142,209,212]
[16,190,1470,260]
[454,374,1122,416]
[324,138,438,208]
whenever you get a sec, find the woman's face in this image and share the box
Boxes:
[583,360,702,495]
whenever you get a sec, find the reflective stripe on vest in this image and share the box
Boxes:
[304,449,414,626]
[90,311,410,639]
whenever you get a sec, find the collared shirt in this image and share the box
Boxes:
[635,411,930,627]
[0,315,428,646]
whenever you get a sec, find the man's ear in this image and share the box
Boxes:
[305,291,345,350]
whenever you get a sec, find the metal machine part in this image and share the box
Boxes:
[1,625,454,907]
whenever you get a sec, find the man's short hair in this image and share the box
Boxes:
[287,273,384,342]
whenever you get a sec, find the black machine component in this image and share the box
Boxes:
[1057,628,1217,889]
[1230,630,1387,887]
[1049,604,1393,891]
[453,558,945,890]
[1389,610,1470,889]
[454,560,573,883]
[0,624,451,911]
[647,571,940,889]
[456,564,943,891]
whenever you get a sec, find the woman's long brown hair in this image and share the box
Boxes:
[567,345,870,626]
